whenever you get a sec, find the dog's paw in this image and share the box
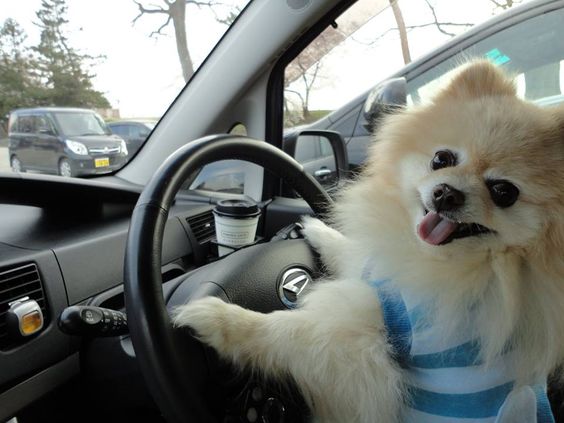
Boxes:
[173,296,234,350]
[301,216,344,252]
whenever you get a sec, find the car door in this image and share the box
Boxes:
[34,114,59,173]
[295,134,337,183]
[16,114,38,168]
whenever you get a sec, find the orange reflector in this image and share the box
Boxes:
[21,311,43,335]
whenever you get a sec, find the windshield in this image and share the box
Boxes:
[53,112,108,137]
[283,0,537,130]
[0,0,250,177]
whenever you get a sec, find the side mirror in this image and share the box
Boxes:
[139,130,150,138]
[283,130,349,188]
[363,77,407,132]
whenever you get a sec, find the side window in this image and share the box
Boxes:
[319,138,333,158]
[331,105,362,140]
[110,125,123,136]
[129,125,141,138]
[283,1,403,133]
[8,116,18,133]
[35,115,54,133]
[282,1,405,174]
[406,8,564,105]
[116,125,131,137]
[18,115,35,133]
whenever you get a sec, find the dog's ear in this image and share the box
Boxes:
[436,60,516,101]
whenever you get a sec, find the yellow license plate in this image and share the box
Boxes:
[94,157,110,168]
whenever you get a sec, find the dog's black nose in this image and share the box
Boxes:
[432,183,465,212]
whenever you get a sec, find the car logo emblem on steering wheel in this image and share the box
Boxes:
[278,268,312,308]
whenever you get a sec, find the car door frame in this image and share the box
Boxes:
[33,113,60,173]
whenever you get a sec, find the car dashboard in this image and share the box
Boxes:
[0,172,227,421]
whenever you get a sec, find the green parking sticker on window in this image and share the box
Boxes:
[485,48,511,66]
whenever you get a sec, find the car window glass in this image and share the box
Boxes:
[18,115,35,133]
[129,125,141,138]
[53,112,107,136]
[319,138,333,157]
[110,125,124,136]
[139,124,152,137]
[353,111,371,137]
[282,0,540,172]
[1,0,251,176]
[283,0,396,130]
[333,104,362,139]
[407,8,564,105]
[119,125,131,137]
[35,115,52,133]
[9,116,18,133]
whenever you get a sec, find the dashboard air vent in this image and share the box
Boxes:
[187,211,215,243]
[0,263,47,349]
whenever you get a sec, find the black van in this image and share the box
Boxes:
[8,107,128,177]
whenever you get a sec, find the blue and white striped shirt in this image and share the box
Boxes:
[362,265,554,422]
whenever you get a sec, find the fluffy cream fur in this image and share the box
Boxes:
[173,61,564,422]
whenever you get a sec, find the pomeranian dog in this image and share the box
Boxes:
[174,61,564,422]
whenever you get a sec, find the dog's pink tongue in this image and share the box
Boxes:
[418,211,458,245]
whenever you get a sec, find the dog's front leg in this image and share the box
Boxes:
[301,216,348,275]
[173,296,292,373]
[173,280,404,423]
[173,296,320,378]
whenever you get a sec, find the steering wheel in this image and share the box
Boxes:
[124,134,332,423]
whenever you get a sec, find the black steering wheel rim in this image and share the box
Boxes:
[124,134,332,423]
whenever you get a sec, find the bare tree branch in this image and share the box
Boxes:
[285,88,305,105]
[351,1,472,51]
[186,0,228,8]
[149,14,172,37]
[354,21,473,48]
[424,0,457,36]
[489,0,520,10]
[132,1,168,26]
[408,21,472,33]
[490,0,522,13]
[132,0,240,82]
[389,0,411,64]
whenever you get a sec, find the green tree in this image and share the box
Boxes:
[33,0,110,108]
[0,19,44,122]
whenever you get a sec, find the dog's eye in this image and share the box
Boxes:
[486,180,519,208]
[431,150,457,170]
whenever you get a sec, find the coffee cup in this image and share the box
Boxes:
[213,199,261,256]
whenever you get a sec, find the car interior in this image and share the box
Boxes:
[1,0,564,422]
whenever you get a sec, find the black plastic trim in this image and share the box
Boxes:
[0,173,141,211]
[263,0,357,201]
[0,354,79,421]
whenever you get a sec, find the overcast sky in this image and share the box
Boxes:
[2,0,530,118]
[3,0,247,117]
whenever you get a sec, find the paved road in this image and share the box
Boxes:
[0,147,10,173]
